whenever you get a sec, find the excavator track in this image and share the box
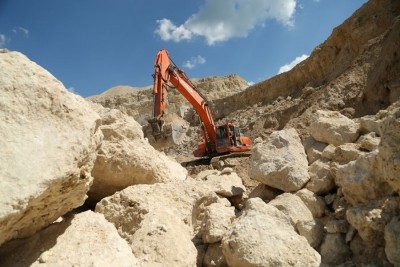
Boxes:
[180,151,251,168]
[209,151,252,166]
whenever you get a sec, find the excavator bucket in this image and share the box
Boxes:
[144,113,189,150]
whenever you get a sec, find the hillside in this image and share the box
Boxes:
[215,0,400,135]
[88,74,249,125]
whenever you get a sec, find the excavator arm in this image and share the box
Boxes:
[150,49,217,154]
[148,49,251,157]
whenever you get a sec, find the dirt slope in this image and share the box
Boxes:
[215,0,400,139]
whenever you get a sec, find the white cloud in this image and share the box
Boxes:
[278,54,308,74]
[155,19,192,42]
[155,0,297,45]
[247,81,255,86]
[0,34,6,48]
[183,55,206,69]
[13,26,29,38]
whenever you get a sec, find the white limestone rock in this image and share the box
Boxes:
[297,219,324,249]
[268,193,314,227]
[202,203,235,244]
[0,211,139,267]
[356,132,380,151]
[306,159,335,195]
[309,110,360,146]
[249,128,310,192]
[195,169,246,197]
[333,143,365,164]
[222,198,321,267]
[335,151,393,205]
[0,51,102,246]
[303,136,327,165]
[89,104,188,201]
[295,188,326,218]
[95,180,231,267]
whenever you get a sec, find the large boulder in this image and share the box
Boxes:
[221,198,321,267]
[89,104,187,201]
[268,193,314,227]
[249,128,310,192]
[335,151,393,205]
[0,50,102,246]
[0,211,139,266]
[309,110,359,146]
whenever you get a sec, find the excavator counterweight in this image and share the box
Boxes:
[147,49,251,157]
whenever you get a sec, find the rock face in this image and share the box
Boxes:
[0,50,102,246]
[249,128,310,192]
[221,198,321,267]
[89,104,188,201]
[0,211,139,267]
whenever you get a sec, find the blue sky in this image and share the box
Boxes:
[0,0,367,97]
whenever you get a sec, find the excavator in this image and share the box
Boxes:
[147,49,251,157]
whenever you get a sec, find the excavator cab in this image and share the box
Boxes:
[215,123,251,154]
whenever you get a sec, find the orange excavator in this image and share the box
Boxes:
[148,49,251,157]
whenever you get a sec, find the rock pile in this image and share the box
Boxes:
[1,0,399,265]
[246,108,400,266]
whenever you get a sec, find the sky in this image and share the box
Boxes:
[0,0,367,97]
